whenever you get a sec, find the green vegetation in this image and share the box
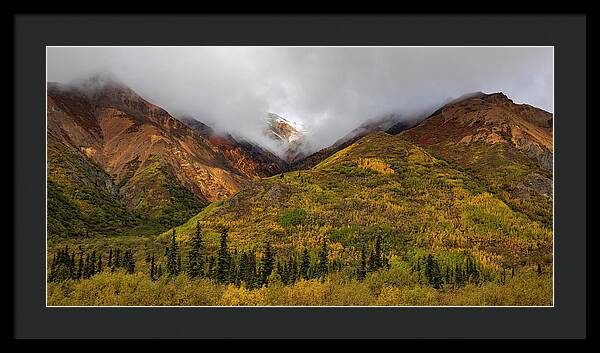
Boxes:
[121,155,205,228]
[47,264,551,306]
[404,137,553,226]
[47,134,140,238]
[47,135,205,239]
[47,131,552,306]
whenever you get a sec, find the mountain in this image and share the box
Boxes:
[264,113,308,163]
[168,92,552,284]
[47,86,553,306]
[292,113,417,170]
[170,130,551,275]
[47,78,252,236]
[401,92,553,224]
[180,117,288,178]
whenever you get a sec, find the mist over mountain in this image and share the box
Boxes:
[47,47,553,155]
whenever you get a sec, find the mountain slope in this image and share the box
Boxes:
[401,92,553,225]
[169,131,551,275]
[292,113,413,170]
[181,117,288,178]
[47,133,141,238]
[47,78,253,235]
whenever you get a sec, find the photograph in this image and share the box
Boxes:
[45,46,555,307]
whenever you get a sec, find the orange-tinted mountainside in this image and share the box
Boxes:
[48,81,250,203]
[400,92,553,224]
[47,79,291,236]
[180,117,288,179]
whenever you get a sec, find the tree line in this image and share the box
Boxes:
[152,222,338,288]
[50,223,513,290]
[48,245,135,282]
[49,221,390,289]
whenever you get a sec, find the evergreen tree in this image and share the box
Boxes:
[230,252,239,286]
[166,229,180,277]
[150,255,156,280]
[216,229,230,283]
[69,252,76,279]
[243,251,257,288]
[358,242,367,280]
[259,242,275,285]
[425,254,442,289]
[317,237,328,280]
[97,254,103,273]
[123,249,135,274]
[287,256,297,284]
[114,248,121,269]
[186,221,205,278]
[77,250,84,279]
[299,248,310,280]
[108,248,113,268]
[90,251,97,276]
[373,235,383,271]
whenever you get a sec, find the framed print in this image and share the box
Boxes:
[14,14,587,339]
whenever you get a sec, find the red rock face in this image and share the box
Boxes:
[402,92,553,169]
[47,81,251,207]
[401,92,554,225]
[180,117,288,179]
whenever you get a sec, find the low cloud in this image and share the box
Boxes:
[47,46,553,153]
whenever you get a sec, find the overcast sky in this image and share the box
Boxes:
[47,46,553,152]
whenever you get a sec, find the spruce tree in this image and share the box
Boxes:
[186,220,205,278]
[425,254,442,289]
[249,252,257,286]
[70,252,76,279]
[373,235,383,271]
[230,253,239,286]
[77,250,84,279]
[123,249,135,274]
[114,248,121,269]
[216,229,230,283]
[150,255,156,280]
[317,237,328,280]
[299,248,310,280]
[359,242,367,280]
[287,256,297,284]
[90,251,97,276]
[259,242,274,285]
[166,229,180,277]
[97,254,103,273]
[108,248,113,268]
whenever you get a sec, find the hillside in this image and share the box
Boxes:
[292,114,415,170]
[181,117,288,178]
[401,92,553,225]
[47,78,252,236]
[166,131,551,277]
[47,90,553,306]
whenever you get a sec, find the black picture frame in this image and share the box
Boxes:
[14,14,587,339]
